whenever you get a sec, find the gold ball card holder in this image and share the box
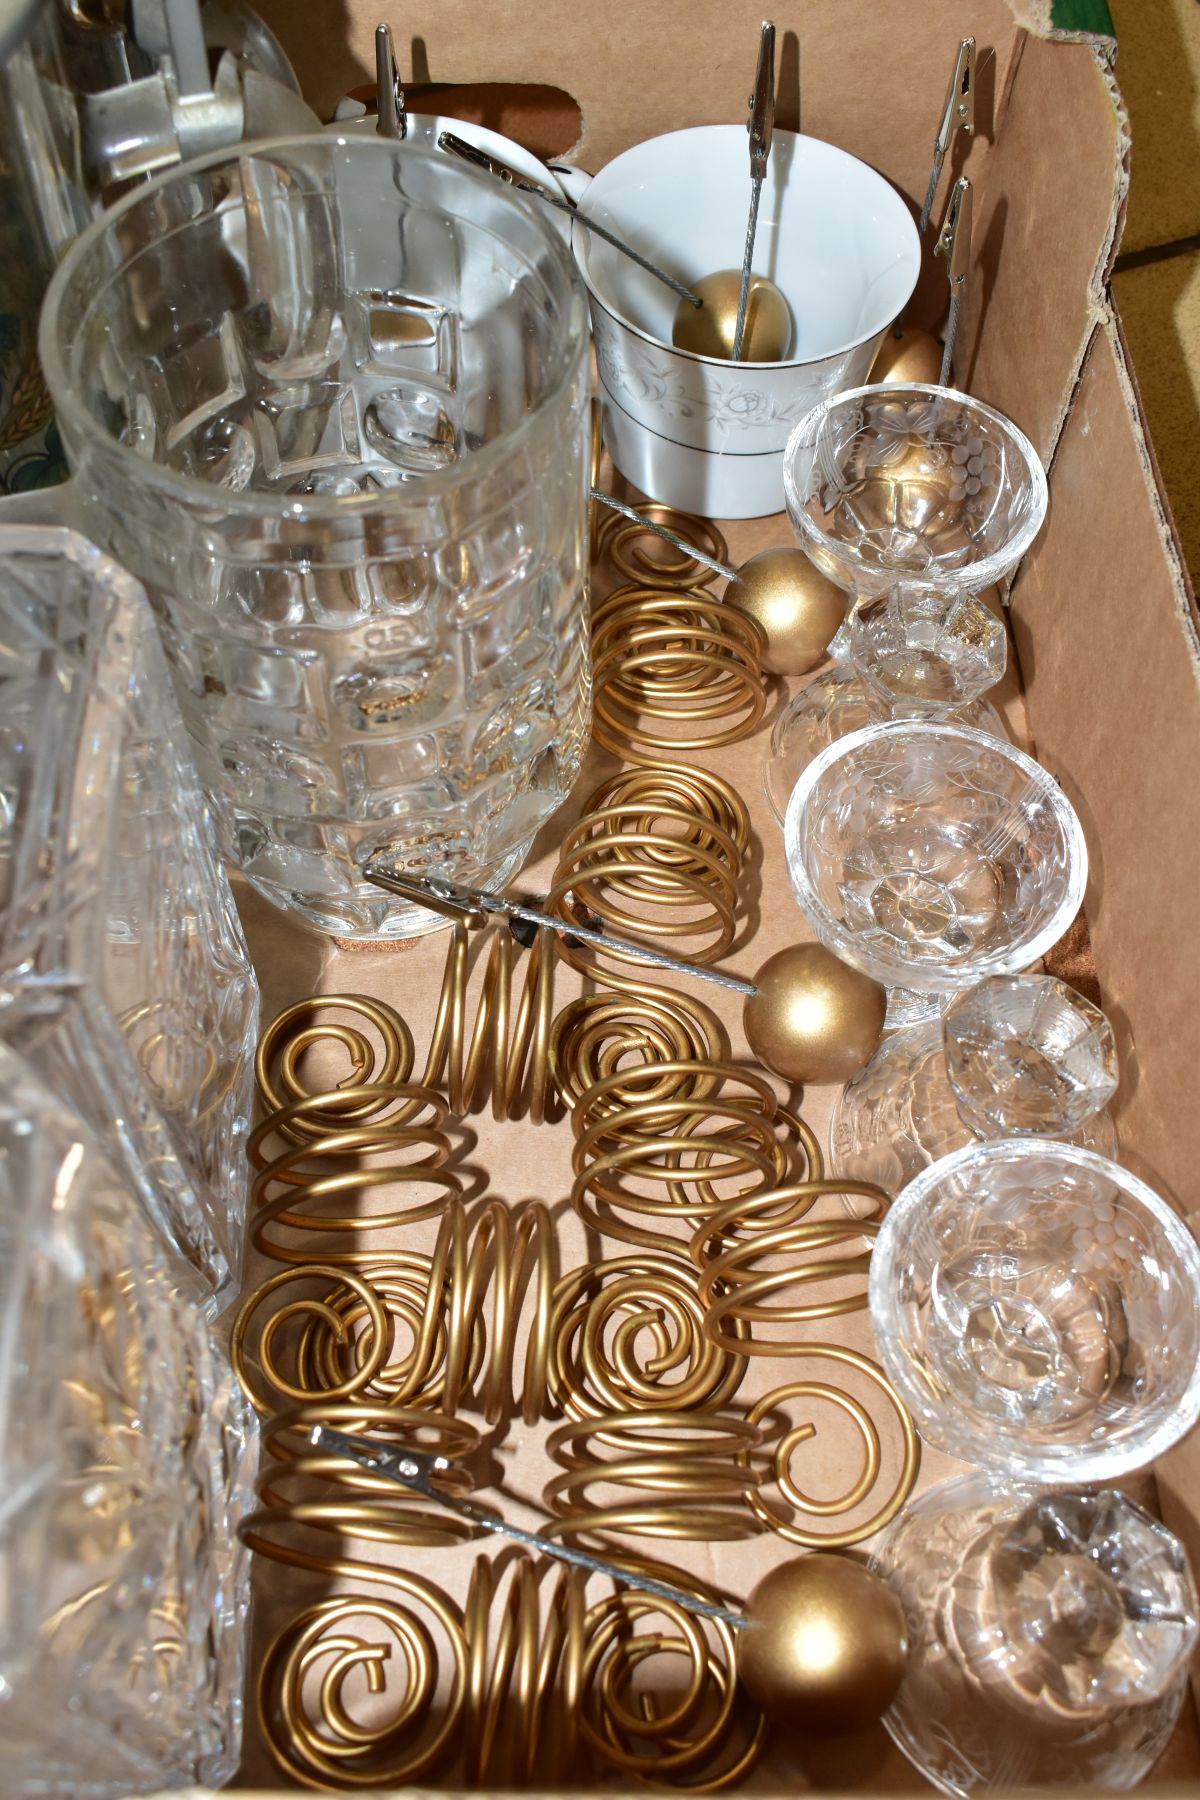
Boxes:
[364,863,887,1089]
[591,487,848,676]
[293,1428,909,1753]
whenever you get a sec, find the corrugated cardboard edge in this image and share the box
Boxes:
[963,29,1129,469]
[135,1785,1200,1800]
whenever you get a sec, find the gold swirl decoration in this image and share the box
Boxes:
[591,583,767,763]
[578,1555,766,1789]
[550,981,725,1112]
[463,1555,586,1786]
[255,1548,764,1791]
[243,1404,482,1559]
[253,1565,469,1790]
[232,1198,556,1427]
[735,1344,921,1550]
[118,996,227,1131]
[550,1252,748,1417]
[548,762,751,977]
[689,1179,892,1354]
[257,933,557,1133]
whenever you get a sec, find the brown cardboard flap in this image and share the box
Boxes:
[962,30,1128,462]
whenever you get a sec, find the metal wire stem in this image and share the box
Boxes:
[590,488,736,580]
[732,176,763,362]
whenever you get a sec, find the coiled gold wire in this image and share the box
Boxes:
[580,1562,766,1791]
[243,1403,482,1559]
[542,1410,763,1542]
[231,1198,556,1426]
[735,1344,921,1549]
[689,1179,892,1354]
[550,982,725,1112]
[463,1555,586,1787]
[550,1252,748,1417]
[425,922,558,1124]
[544,760,753,1120]
[260,1546,762,1793]
[247,1083,460,1266]
[257,925,557,1136]
[571,1060,823,1255]
[591,583,767,763]
[254,1570,469,1791]
[548,762,751,975]
[595,499,730,589]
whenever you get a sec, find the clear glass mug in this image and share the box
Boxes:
[41,136,592,938]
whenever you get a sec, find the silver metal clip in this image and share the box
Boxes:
[438,130,536,191]
[934,175,972,386]
[360,865,491,926]
[360,863,757,997]
[374,21,407,140]
[307,1424,748,1626]
[732,19,777,361]
[920,37,975,235]
[313,1426,453,1492]
[747,19,777,184]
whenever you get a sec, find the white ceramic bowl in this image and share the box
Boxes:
[575,125,921,518]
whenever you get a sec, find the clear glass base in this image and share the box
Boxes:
[832,1020,1119,1195]
[885,984,955,1031]
[944,974,1120,1136]
[872,1475,1198,1797]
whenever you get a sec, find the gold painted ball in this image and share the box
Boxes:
[736,1555,908,1734]
[743,943,886,1084]
[725,549,847,676]
[870,324,943,385]
[673,268,792,362]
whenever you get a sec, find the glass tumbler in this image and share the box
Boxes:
[41,136,592,938]
[873,1474,1199,1796]
[784,720,1087,1020]
[869,1139,1200,1482]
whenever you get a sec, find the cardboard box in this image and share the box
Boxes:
[150,0,1200,1790]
